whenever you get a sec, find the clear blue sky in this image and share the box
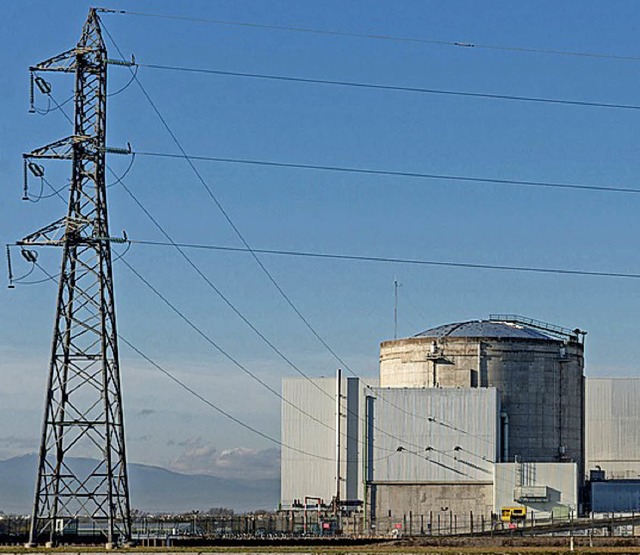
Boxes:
[2,0,640,477]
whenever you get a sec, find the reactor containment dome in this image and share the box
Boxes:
[379,314,585,477]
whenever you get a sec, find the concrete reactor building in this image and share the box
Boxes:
[380,316,585,473]
[281,314,589,531]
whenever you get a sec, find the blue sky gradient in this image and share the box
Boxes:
[2,0,640,473]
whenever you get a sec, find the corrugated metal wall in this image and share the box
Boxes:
[281,377,338,507]
[281,376,368,507]
[369,388,500,482]
[586,378,640,479]
[591,480,640,512]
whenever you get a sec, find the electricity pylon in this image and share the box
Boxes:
[19,8,131,547]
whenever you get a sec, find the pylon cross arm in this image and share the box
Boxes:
[30,48,80,73]
[18,217,94,247]
[25,136,93,161]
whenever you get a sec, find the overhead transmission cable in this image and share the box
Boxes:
[34,14,589,470]
[120,258,384,447]
[98,23,574,449]
[28,21,534,458]
[23,29,550,466]
[36,94,499,465]
[29,260,397,462]
[40,83,434,454]
[99,8,640,63]
[27,262,343,462]
[37,54,576,457]
[124,239,640,281]
[135,62,640,112]
[135,150,640,196]
[100,25,364,386]
[40,85,429,457]
[100,22,475,445]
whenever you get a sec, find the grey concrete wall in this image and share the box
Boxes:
[379,335,584,479]
[370,482,494,523]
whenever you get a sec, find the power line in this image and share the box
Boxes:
[119,335,336,460]
[125,239,640,280]
[100,25,489,447]
[99,8,640,63]
[137,62,640,112]
[41,75,433,458]
[100,24,365,402]
[115,194,432,452]
[135,150,640,196]
[121,257,375,446]
[76,24,576,461]
[33,68,602,462]
[28,261,367,463]
[52,35,594,458]
[31,89,366,450]
[24,31,546,469]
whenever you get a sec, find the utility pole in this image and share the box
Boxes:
[18,8,132,548]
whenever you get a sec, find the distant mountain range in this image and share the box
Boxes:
[0,455,279,515]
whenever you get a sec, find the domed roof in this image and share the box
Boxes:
[415,319,554,340]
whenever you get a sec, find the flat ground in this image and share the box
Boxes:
[5,537,640,555]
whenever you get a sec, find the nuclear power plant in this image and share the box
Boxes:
[281,314,640,531]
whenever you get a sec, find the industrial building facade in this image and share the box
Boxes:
[585,378,640,511]
[281,315,591,525]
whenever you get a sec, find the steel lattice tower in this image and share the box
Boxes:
[19,8,131,547]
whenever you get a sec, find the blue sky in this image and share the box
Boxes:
[2,0,640,476]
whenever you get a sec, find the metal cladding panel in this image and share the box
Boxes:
[369,387,499,483]
[586,379,640,478]
[281,377,337,506]
[345,378,360,502]
[493,462,577,515]
[281,376,374,507]
[592,481,640,512]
